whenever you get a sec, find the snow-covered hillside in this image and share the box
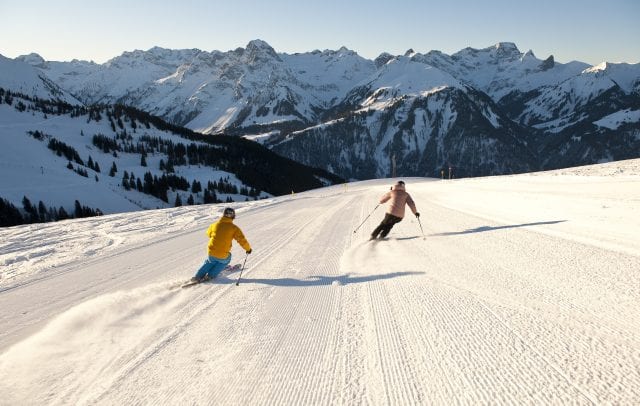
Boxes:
[0,95,266,216]
[0,91,342,223]
[0,159,638,404]
[0,55,79,104]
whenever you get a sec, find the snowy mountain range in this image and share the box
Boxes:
[2,40,639,180]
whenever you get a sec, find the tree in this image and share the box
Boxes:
[187,194,195,205]
[22,196,38,223]
[143,172,154,195]
[109,162,117,177]
[191,180,202,194]
[74,200,83,218]
[140,153,147,167]
[0,198,24,227]
[58,206,69,220]
[38,201,47,222]
[174,194,182,207]
[165,159,174,173]
[122,173,131,190]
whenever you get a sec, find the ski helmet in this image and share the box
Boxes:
[223,207,236,219]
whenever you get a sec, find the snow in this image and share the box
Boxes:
[594,109,640,129]
[584,62,640,93]
[364,58,463,104]
[6,41,638,140]
[242,131,281,144]
[281,48,375,105]
[0,55,78,104]
[409,43,590,100]
[1,159,639,404]
[0,100,264,216]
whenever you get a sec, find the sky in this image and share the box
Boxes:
[1,0,639,65]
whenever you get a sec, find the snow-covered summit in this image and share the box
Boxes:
[583,62,640,93]
[452,42,522,63]
[0,54,79,104]
[360,57,463,107]
[244,39,281,63]
[15,53,46,66]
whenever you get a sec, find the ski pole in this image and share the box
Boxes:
[235,252,249,286]
[417,216,425,238]
[353,204,379,233]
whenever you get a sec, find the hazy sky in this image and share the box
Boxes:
[1,0,638,65]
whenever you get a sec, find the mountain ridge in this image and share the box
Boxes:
[2,40,639,180]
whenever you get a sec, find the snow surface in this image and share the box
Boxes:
[0,101,264,216]
[0,159,639,404]
[594,109,640,130]
[0,55,78,104]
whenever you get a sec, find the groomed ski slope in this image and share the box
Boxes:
[0,159,639,405]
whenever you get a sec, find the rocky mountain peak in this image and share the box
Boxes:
[245,39,281,64]
[539,55,555,71]
[521,49,536,59]
[246,40,278,56]
[493,42,521,59]
[15,53,46,66]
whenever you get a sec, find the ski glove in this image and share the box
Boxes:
[246,249,252,254]
[415,212,420,218]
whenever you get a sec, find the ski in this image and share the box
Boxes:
[179,264,242,288]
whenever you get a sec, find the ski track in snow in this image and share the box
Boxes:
[0,162,639,404]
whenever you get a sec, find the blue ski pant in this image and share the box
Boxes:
[194,254,231,280]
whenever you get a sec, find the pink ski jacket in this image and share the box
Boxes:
[379,183,417,219]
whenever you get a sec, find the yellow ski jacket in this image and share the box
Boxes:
[205,217,251,259]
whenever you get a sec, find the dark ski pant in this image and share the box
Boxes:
[371,213,403,239]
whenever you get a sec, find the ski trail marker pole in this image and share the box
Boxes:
[353,204,379,234]
[235,252,249,286]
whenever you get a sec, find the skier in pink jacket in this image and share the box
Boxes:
[370,180,419,240]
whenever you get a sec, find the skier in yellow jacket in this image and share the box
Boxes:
[191,207,252,282]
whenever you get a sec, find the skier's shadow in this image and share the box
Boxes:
[431,220,567,236]
[222,271,423,287]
